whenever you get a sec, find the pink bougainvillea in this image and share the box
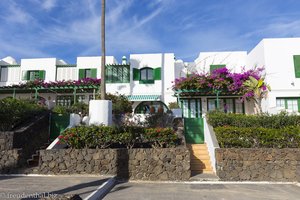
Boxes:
[173,67,269,101]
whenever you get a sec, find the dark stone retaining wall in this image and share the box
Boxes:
[0,149,21,173]
[0,113,50,171]
[216,148,300,182]
[0,132,13,150]
[12,113,50,162]
[39,147,191,181]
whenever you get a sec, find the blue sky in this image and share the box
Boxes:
[1,0,300,64]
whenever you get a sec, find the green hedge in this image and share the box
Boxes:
[0,98,45,131]
[59,125,181,149]
[214,126,300,148]
[207,111,300,129]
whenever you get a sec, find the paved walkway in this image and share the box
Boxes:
[104,181,300,200]
[0,175,111,200]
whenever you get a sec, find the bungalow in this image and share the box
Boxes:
[1,38,300,117]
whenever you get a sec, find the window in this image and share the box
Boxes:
[140,68,154,83]
[208,99,216,111]
[22,70,45,81]
[29,71,40,81]
[207,98,244,113]
[134,101,169,114]
[287,99,298,112]
[293,55,300,78]
[210,64,226,73]
[79,68,97,79]
[76,95,85,103]
[178,99,202,118]
[0,67,8,82]
[105,64,130,83]
[133,67,161,84]
[235,99,244,113]
[276,98,300,112]
[56,95,73,106]
[276,99,285,108]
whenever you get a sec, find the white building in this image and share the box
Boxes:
[0,53,180,113]
[1,38,300,114]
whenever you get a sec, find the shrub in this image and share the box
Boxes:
[207,111,300,129]
[59,125,180,149]
[52,105,69,115]
[106,93,132,115]
[145,113,174,128]
[0,98,45,131]
[69,102,89,115]
[144,128,180,148]
[168,102,180,109]
[214,126,300,148]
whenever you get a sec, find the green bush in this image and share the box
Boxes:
[168,102,180,109]
[59,125,180,149]
[0,98,45,131]
[106,93,132,115]
[52,105,69,115]
[207,111,300,129]
[214,126,300,148]
[69,102,89,115]
[144,127,179,148]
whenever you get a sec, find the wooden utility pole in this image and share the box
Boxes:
[100,0,106,99]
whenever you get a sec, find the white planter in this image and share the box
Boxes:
[89,100,112,126]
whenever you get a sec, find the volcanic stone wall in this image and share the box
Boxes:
[216,148,300,182]
[39,147,191,181]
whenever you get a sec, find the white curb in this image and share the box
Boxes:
[84,176,116,200]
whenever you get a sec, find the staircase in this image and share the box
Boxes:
[187,144,214,175]
[27,142,50,167]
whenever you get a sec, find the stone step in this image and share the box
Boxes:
[187,144,213,174]
[187,144,207,150]
[191,154,210,160]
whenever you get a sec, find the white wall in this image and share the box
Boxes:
[21,58,57,82]
[76,56,116,79]
[194,51,247,73]
[0,67,20,86]
[163,53,177,106]
[130,53,163,96]
[247,38,300,113]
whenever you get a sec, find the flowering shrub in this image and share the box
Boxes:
[59,125,181,149]
[144,128,179,148]
[3,78,101,89]
[173,67,268,99]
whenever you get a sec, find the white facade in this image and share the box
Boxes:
[193,38,300,114]
[1,37,300,113]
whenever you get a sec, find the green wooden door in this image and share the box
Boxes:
[182,99,204,144]
[49,113,70,141]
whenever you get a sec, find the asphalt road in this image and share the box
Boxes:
[104,181,300,200]
[0,175,110,200]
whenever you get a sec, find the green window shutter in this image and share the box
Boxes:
[91,68,97,78]
[22,70,28,80]
[297,98,300,112]
[210,64,226,73]
[39,70,46,80]
[293,55,300,78]
[79,69,85,79]
[154,67,161,80]
[133,68,140,80]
